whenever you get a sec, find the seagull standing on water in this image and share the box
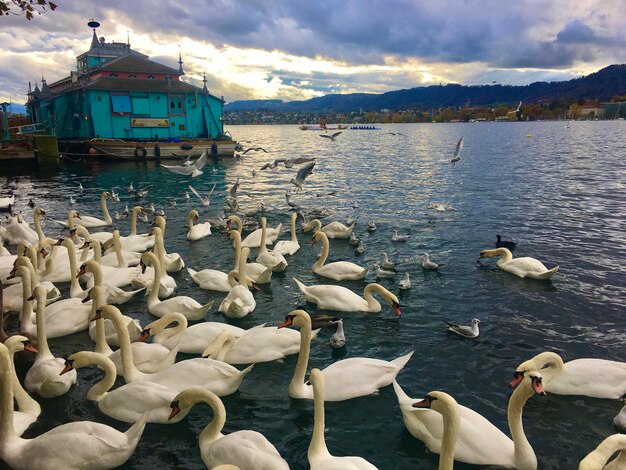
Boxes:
[290,160,316,191]
[446,318,480,338]
[399,273,411,290]
[392,230,410,242]
[329,319,346,348]
[421,252,438,270]
[319,131,342,142]
[450,137,463,165]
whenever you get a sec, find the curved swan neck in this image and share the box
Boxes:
[580,435,626,469]
[309,370,330,460]
[205,331,235,361]
[100,193,112,224]
[62,238,81,296]
[101,306,142,382]
[112,231,125,268]
[228,215,243,233]
[34,208,45,242]
[130,207,141,236]
[91,239,102,262]
[363,284,385,310]
[187,211,196,231]
[5,338,40,416]
[144,252,163,304]
[312,231,329,270]
[91,288,113,356]
[507,378,538,469]
[258,218,268,254]
[0,344,17,439]
[181,389,225,446]
[86,260,103,287]
[291,312,312,395]
[495,248,513,263]
[532,351,564,374]
[82,352,116,400]
[151,313,188,339]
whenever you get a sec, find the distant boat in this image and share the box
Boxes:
[349,125,380,130]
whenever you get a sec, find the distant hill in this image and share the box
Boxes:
[6,103,27,115]
[224,64,626,113]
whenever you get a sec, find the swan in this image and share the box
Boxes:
[24,285,78,397]
[256,217,288,272]
[303,218,355,239]
[3,254,60,311]
[77,259,145,306]
[2,214,38,245]
[0,343,148,470]
[293,278,402,315]
[229,230,272,284]
[99,230,142,268]
[153,225,185,272]
[392,372,547,468]
[70,224,112,247]
[168,387,289,470]
[273,212,300,256]
[478,248,558,280]
[60,351,188,424]
[308,368,378,469]
[311,230,372,280]
[141,251,212,320]
[219,247,256,318]
[202,324,317,364]
[279,309,413,400]
[73,191,115,228]
[187,209,212,241]
[4,335,41,436]
[98,305,253,396]
[228,215,281,248]
[36,238,74,282]
[579,434,626,470]
[99,206,154,252]
[82,239,142,289]
[132,243,176,298]
[139,312,246,354]
[411,391,459,470]
[615,404,626,431]
[509,351,626,399]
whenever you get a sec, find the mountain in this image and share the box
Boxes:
[224,64,626,113]
[6,103,27,115]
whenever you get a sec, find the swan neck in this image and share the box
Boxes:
[312,232,329,270]
[105,308,142,382]
[507,381,537,469]
[88,261,103,287]
[18,268,34,333]
[92,290,113,356]
[258,218,267,254]
[363,284,383,311]
[580,435,626,469]
[497,248,513,263]
[91,240,102,262]
[34,210,45,242]
[154,232,167,266]
[438,398,460,470]
[533,352,564,377]
[188,212,195,231]
[130,208,139,235]
[87,353,115,400]
[231,231,241,269]
[24,256,40,285]
[194,390,226,446]
[8,344,40,415]
[101,193,112,223]
[290,214,298,242]
[291,315,312,395]
[146,253,163,304]
[34,292,53,359]
[309,374,330,460]
[113,233,125,267]
[64,239,81,294]
[154,313,187,339]
[0,347,17,439]
[237,248,248,287]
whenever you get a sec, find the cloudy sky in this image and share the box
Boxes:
[1,0,625,106]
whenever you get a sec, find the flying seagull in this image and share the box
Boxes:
[319,131,342,142]
[188,183,216,207]
[160,149,208,177]
[290,160,316,190]
[283,156,316,168]
[259,159,286,170]
[507,101,522,115]
[450,137,463,165]
[242,147,268,154]
[446,318,480,338]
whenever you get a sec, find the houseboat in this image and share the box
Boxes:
[26,20,237,160]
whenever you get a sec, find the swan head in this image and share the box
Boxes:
[478,248,511,260]
[412,391,458,413]
[4,335,38,354]
[278,309,310,329]
[76,262,88,278]
[509,368,548,396]
[102,191,113,201]
[168,387,219,421]
[36,207,46,219]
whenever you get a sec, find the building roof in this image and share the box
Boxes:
[99,54,181,75]
[85,77,216,97]
[78,35,147,61]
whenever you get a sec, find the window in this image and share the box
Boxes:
[147,74,155,79]
[132,96,150,115]
[128,73,136,78]
[168,94,185,115]
[109,72,118,77]
[111,94,131,114]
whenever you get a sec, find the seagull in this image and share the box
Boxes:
[450,137,463,165]
[242,147,268,154]
[290,160,316,191]
[391,230,410,242]
[381,252,396,271]
[259,159,286,170]
[349,232,360,246]
[127,182,135,193]
[355,241,365,255]
[319,131,342,142]
[329,319,346,349]
[78,182,84,193]
[135,186,152,198]
[226,178,240,211]
[421,252,438,270]
[110,189,120,202]
[507,101,522,115]
[169,199,177,208]
[69,195,76,206]
[367,221,377,232]
[184,191,190,201]
[283,156,316,168]
[399,273,411,290]
[160,149,208,177]
[446,318,480,338]
[189,183,216,207]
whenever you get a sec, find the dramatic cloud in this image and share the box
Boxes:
[1,1,625,104]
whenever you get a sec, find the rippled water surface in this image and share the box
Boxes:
[2,121,625,469]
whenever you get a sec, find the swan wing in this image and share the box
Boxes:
[160,164,193,175]
[549,359,626,398]
[203,431,288,470]
[100,381,178,423]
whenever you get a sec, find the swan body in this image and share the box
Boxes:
[228,215,281,248]
[0,342,148,470]
[153,225,185,272]
[24,286,78,397]
[142,252,212,320]
[62,351,188,424]
[308,368,378,469]
[168,387,290,470]
[256,217,288,272]
[293,278,401,315]
[615,405,626,431]
[75,192,115,227]
[393,372,546,468]
[187,267,232,292]
[219,247,256,318]
[303,218,355,239]
[579,434,626,470]
[99,230,142,268]
[478,248,558,280]
[143,312,246,354]
[311,231,372,280]
[2,214,38,245]
[229,230,272,284]
[279,309,412,401]
[99,305,253,396]
[82,240,142,289]
[510,351,626,399]
[273,212,300,256]
[187,209,212,241]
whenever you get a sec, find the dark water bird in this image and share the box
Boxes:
[450,137,463,165]
[242,147,268,154]
[495,234,516,250]
[290,161,316,190]
[383,132,406,136]
[319,131,342,142]
[446,318,480,338]
[27,199,35,208]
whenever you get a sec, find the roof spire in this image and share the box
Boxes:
[127,30,130,48]
[178,46,184,75]
[202,71,208,92]
[87,18,101,49]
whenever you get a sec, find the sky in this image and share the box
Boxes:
[1,0,625,106]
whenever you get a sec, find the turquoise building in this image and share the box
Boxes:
[27,23,228,148]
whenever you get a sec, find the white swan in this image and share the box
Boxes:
[303,218,355,239]
[3,254,60,312]
[98,305,253,396]
[61,351,188,424]
[273,212,300,256]
[24,285,78,397]
[392,372,547,468]
[229,230,272,284]
[256,217,288,272]
[308,368,378,469]
[153,225,185,272]
[478,248,558,280]
[132,242,176,298]
[219,247,256,318]
[58,192,115,228]
[2,214,38,245]
[141,251,212,320]
[293,278,402,315]
[0,343,148,470]
[168,387,290,470]
[509,351,626,399]
[311,230,372,280]
[579,434,626,470]
[78,259,145,306]
[202,325,317,364]
[140,312,246,354]
[100,230,142,268]
[83,239,142,289]
[228,215,281,248]
[4,335,41,436]
[187,209,212,241]
[279,309,413,400]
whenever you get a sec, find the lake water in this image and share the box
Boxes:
[3,121,625,469]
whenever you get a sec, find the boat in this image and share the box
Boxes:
[349,125,380,130]
[84,137,237,160]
